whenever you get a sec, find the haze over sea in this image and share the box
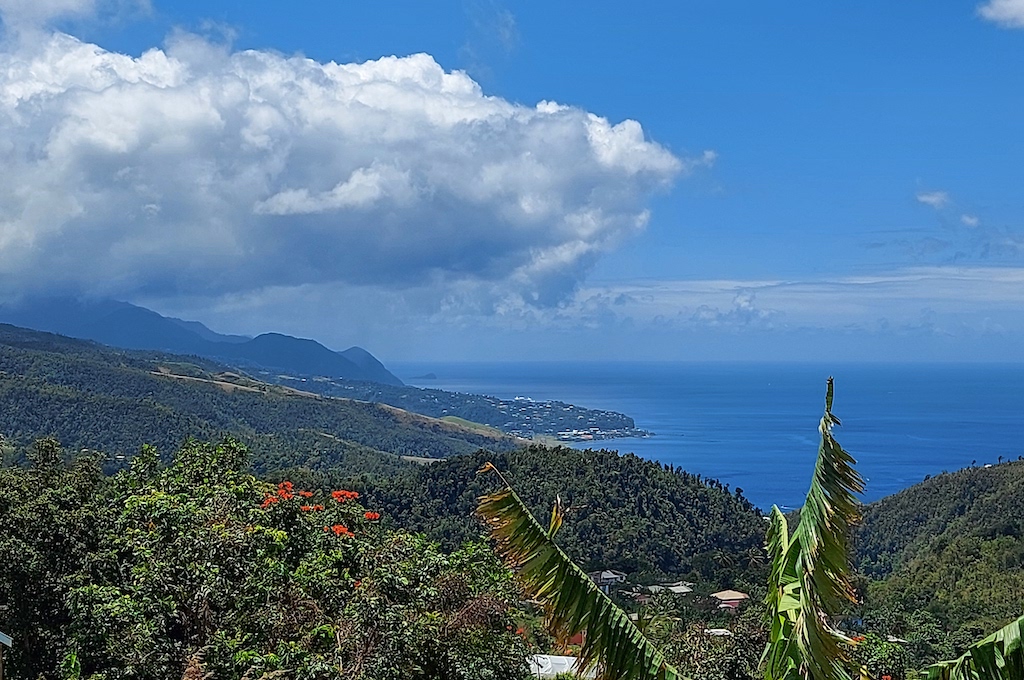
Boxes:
[393,362,1024,511]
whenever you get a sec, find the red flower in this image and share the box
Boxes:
[331,489,359,502]
[363,511,380,521]
[300,505,312,512]
[298,490,314,498]
[313,504,324,511]
[354,580,361,588]
[329,524,354,537]
[260,495,280,509]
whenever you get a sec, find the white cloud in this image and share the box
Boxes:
[961,214,981,227]
[978,0,1024,28]
[915,190,950,209]
[0,30,691,307]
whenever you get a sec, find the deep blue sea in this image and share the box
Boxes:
[390,362,1024,511]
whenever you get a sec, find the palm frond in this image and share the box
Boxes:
[925,614,1024,680]
[764,378,864,680]
[477,475,682,680]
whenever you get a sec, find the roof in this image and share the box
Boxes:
[711,589,750,601]
[587,569,627,583]
[0,630,11,647]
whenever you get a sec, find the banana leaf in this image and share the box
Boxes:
[477,463,682,680]
[924,614,1024,680]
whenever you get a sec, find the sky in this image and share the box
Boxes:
[1,0,1023,362]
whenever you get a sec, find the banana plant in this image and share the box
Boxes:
[762,377,864,680]
[924,614,1024,680]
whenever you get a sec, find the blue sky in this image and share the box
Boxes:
[1,0,1023,361]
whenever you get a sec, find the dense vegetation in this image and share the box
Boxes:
[0,324,515,472]
[855,460,1024,650]
[0,439,527,680]
[358,445,767,579]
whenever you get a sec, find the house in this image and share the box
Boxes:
[528,654,596,679]
[648,580,694,595]
[587,569,627,593]
[710,589,750,609]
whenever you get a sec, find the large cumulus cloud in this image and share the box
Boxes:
[0,28,690,308]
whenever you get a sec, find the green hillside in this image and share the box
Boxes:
[0,324,516,475]
[856,459,1024,648]
[360,445,767,578]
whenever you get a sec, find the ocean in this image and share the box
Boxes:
[390,361,1024,511]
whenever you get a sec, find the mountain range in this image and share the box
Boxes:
[0,297,402,386]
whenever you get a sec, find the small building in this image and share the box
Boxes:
[648,580,694,595]
[587,569,627,593]
[711,589,750,609]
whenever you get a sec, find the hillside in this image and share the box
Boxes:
[0,297,403,385]
[0,324,515,474]
[359,445,767,578]
[0,298,650,440]
[856,459,1024,640]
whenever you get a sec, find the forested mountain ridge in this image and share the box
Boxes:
[0,324,515,473]
[0,300,647,440]
[0,297,404,385]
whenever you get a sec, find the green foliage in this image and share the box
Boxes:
[655,608,769,680]
[477,463,681,680]
[846,633,910,680]
[0,438,527,680]
[856,460,1024,661]
[925,614,1024,680]
[364,445,765,577]
[0,439,107,677]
